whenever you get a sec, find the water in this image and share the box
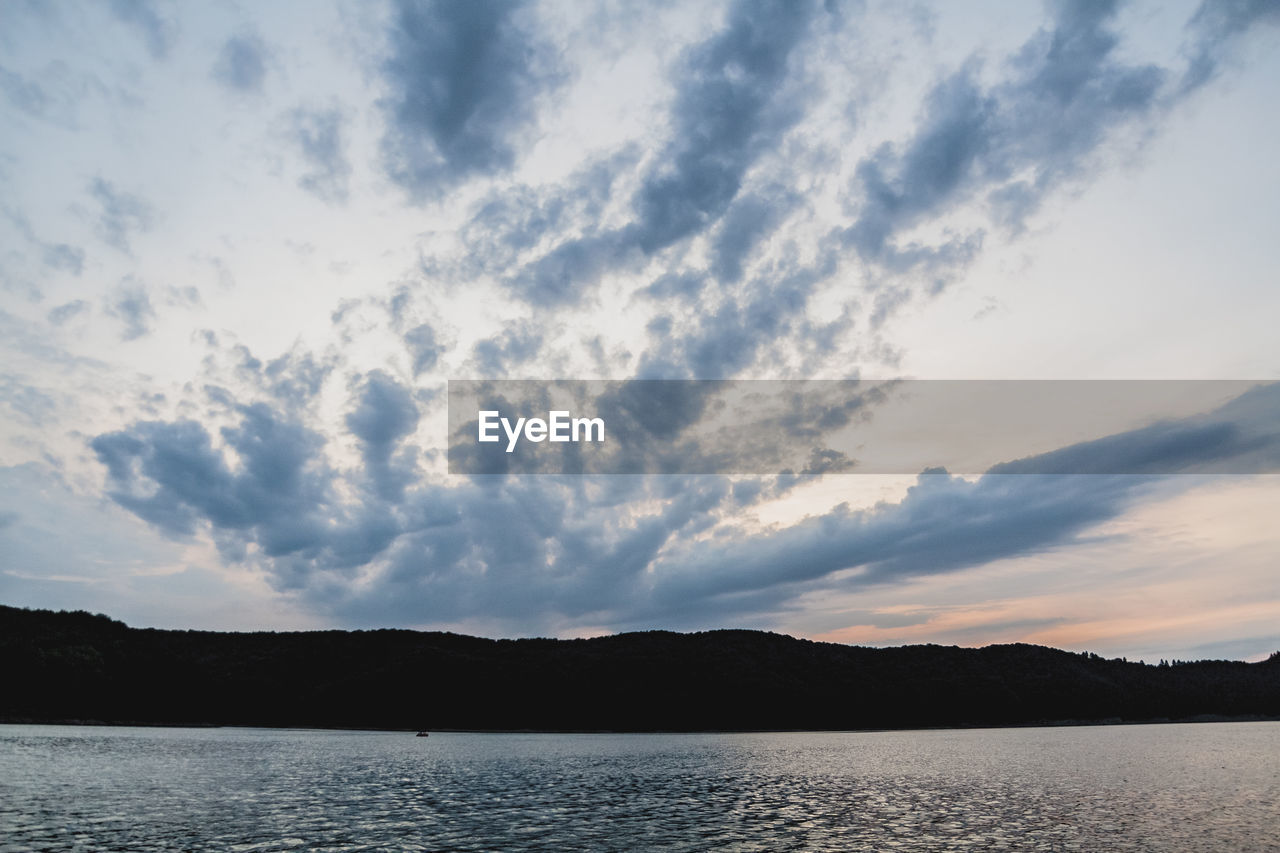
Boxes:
[1,723,1277,852]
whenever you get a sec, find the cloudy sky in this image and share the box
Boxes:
[2,0,1278,662]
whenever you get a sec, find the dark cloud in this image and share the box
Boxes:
[471,321,543,376]
[633,0,1278,375]
[379,0,559,199]
[89,375,422,583]
[90,395,732,629]
[89,178,152,253]
[109,0,175,60]
[639,384,1280,619]
[91,406,335,560]
[709,187,801,283]
[508,231,632,307]
[92,383,1280,633]
[639,272,706,303]
[46,299,89,326]
[647,472,1152,614]
[105,282,154,340]
[404,323,442,377]
[88,398,411,589]
[346,371,420,503]
[231,343,262,375]
[481,0,1278,379]
[330,475,735,630]
[598,380,723,442]
[263,349,336,410]
[422,380,1270,623]
[1181,0,1280,91]
[41,243,84,274]
[627,0,818,255]
[843,0,1169,282]
[212,33,269,93]
[502,0,823,308]
[988,381,1280,475]
[72,2,1280,637]
[443,152,632,283]
[635,250,835,378]
[201,338,336,414]
[835,0,1276,298]
[291,107,350,203]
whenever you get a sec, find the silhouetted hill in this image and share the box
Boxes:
[2,605,1277,731]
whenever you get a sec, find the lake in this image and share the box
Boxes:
[1,722,1277,851]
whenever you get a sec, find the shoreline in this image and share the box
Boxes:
[5,714,1279,736]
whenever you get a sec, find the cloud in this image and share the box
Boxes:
[379,0,560,199]
[709,187,801,284]
[348,383,1274,628]
[89,178,152,253]
[404,323,442,377]
[291,107,350,203]
[198,338,337,414]
[988,381,1280,475]
[109,0,176,60]
[0,309,110,373]
[90,379,1280,634]
[330,475,734,630]
[419,0,1279,387]
[843,0,1170,283]
[635,251,836,378]
[91,404,336,554]
[471,320,543,375]
[654,473,1163,619]
[47,299,89,326]
[446,152,632,283]
[57,1,1280,640]
[42,243,84,274]
[262,350,335,410]
[457,0,1279,382]
[161,285,201,308]
[637,385,1280,620]
[105,282,154,340]
[0,57,106,130]
[637,0,1279,372]
[1181,0,1280,91]
[626,0,818,256]
[345,371,420,503]
[0,66,58,123]
[503,0,823,307]
[508,231,631,307]
[88,389,732,628]
[832,0,1277,305]
[212,33,270,93]
[0,375,58,426]
[88,392,417,592]
[639,272,706,303]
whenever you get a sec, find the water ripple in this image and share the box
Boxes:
[1,723,1277,851]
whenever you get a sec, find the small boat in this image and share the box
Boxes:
[415,731,430,737]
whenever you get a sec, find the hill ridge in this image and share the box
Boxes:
[3,604,1277,732]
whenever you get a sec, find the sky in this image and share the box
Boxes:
[1,0,1278,663]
